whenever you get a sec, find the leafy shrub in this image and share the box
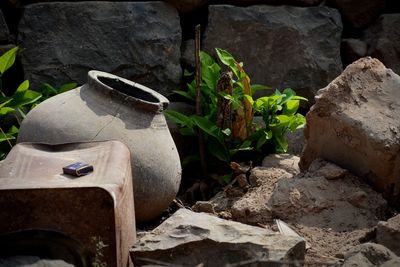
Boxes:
[166,48,307,166]
[0,47,76,159]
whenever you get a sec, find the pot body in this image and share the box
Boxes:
[18,71,181,222]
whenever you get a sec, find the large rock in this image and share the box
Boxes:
[0,256,73,267]
[203,5,342,103]
[17,2,181,95]
[0,9,10,43]
[363,14,400,75]
[341,38,367,66]
[342,243,400,267]
[213,0,322,6]
[377,214,400,256]
[300,57,400,204]
[131,208,305,266]
[328,0,385,29]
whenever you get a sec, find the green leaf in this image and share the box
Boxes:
[282,88,296,98]
[0,97,12,108]
[15,80,29,93]
[215,48,240,77]
[215,48,235,67]
[173,90,195,101]
[255,96,269,111]
[0,46,18,75]
[184,69,193,77]
[164,110,193,127]
[256,130,272,150]
[244,94,254,106]
[0,107,15,116]
[288,114,306,131]
[222,173,233,184]
[182,155,200,166]
[59,83,77,93]
[192,115,224,144]
[0,132,15,142]
[202,63,220,91]
[200,51,215,67]
[10,89,42,107]
[283,99,299,116]
[292,95,308,101]
[179,127,196,136]
[7,125,19,135]
[251,84,271,94]
[222,128,231,136]
[207,137,230,162]
[41,83,58,97]
[274,135,288,153]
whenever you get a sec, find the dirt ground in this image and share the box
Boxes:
[191,156,393,266]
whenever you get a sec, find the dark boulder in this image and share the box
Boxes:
[18,2,181,95]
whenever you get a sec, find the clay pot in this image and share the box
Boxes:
[17,70,182,222]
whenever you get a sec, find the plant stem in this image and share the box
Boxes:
[195,24,208,179]
[0,126,12,149]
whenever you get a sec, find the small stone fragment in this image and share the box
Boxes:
[192,201,216,214]
[236,173,250,189]
[308,159,348,180]
[377,214,400,256]
[347,191,368,208]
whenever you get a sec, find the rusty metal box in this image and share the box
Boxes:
[0,140,135,266]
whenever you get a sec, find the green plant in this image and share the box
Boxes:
[0,47,41,159]
[166,48,307,169]
[0,47,76,159]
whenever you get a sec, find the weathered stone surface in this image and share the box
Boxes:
[18,2,181,95]
[341,38,367,66]
[286,128,305,155]
[0,9,10,43]
[262,154,300,175]
[377,214,400,256]
[214,0,322,7]
[342,243,399,267]
[328,0,385,29]
[0,256,73,266]
[131,208,306,266]
[203,5,342,103]
[300,57,400,204]
[181,39,195,67]
[363,14,400,75]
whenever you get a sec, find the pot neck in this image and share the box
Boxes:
[86,70,169,113]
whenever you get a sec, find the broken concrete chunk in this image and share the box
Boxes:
[308,158,348,180]
[300,57,400,206]
[131,208,305,266]
[262,154,300,175]
[377,214,400,256]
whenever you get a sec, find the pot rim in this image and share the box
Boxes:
[87,70,169,113]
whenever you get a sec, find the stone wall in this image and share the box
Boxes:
[0,0,399,101]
